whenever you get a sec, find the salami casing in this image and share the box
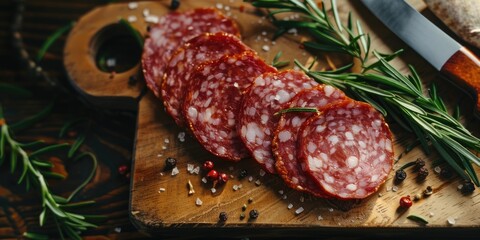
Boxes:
[273,85,347,197]
[184,52,276,160]
[142,8,240,97]
[162,32,251,127]
[298,100,394,199]
[238,70,318,173]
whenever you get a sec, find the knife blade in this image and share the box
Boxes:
[361,0,480,118]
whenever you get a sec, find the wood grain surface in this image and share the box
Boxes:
[2,0,480,239]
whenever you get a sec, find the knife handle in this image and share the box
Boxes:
[441,47,480,116]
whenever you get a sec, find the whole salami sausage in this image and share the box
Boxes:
[273,85,347,197]
[142,8,240,97]
[162,32,252,127]
[184,52,276,160]
[238,70,318,173]
[298,100,394,199]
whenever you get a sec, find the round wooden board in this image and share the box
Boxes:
[64,0,480,237]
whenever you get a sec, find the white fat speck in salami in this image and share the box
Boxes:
[273,86,347,198]
[142,8,240,98]
[238,70,318,173]
[161,32,251,127]
[298,100,394,199]
[184,52,276,160]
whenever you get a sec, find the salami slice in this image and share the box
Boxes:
[184,52,276,160]
[162,32,252,127]
[298,100,394,199]
[273,85,347,197]
[238,70,318,173]
[142,8,240,97]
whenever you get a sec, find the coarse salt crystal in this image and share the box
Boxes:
[159,188,165,192]
[278,190,284,195]
[255,179,261,186]
[318,215,323,221]
[287,203,293,209]
[128,2,138,9]
[127,15,137,23]
[201,177,208,183]
[261,31,267,36]
[248,176,253,182]
[187,164,194,173]
[434,166,442,174]
[160,172,164,176]
[178,132,185,141]
[392,186,399,192]
[328,208,334,212]
[238,184,242,189]
[282,195,287,200]
[429,212,435,217]
[171,167,179,176]
[262,45,270,52]
[162,145,167,150]
[192,166,200,175]
[259,169,266,177]
[225,6,231,11]
[216,3,223,9]
[142,8,150,17]
[295,207,304,215]
[164,138,170,144]
[145,15,159,24]
[196,198,203,206]
[300,196,305,202]
[386,186,392,192]
[233,185,239,191]
[114,227,122,233]
[106,58,116,67]
[447,217,456,225]
[211,188,217,193]
[272,41,276,45]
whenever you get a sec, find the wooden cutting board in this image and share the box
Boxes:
[63,0,480,237]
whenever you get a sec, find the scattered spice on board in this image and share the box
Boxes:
[219,212,228,222]
[249,209,259,219]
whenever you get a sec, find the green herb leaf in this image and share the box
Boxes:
[407,215,429,225]
[36,21,75,62]
[23,232,49,240]
[10,101,54,132]
[275,107,318,116]
[68,133,86,158]
[0,83,32,98]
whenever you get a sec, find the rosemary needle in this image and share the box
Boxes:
[250,0,480,185]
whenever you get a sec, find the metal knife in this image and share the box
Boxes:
[361,0,480,118]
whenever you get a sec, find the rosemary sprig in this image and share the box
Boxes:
[250,0,480,185]
[0,104,101,239]
[36,21,75,63]
[272,51,290,68]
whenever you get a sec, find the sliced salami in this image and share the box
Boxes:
[298,100,394,199]
[238,70,318,173]
[162,32,252,127]
[142,8,240,97]
[273,85,347,197]
[184,52,276,161]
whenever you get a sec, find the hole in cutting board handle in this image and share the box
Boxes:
[90,23,142,73]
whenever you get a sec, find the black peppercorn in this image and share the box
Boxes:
[417,166,429,180]
[170,0,180,10]
[128,76,137,86]
[414,158,425,170]
[249,209,259,219]
[394,169,407,183]
[164,157,177,170]
[440,167,453,179]
[219,212,228,222]
[239,169,248,179]
[461,181,475,194]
